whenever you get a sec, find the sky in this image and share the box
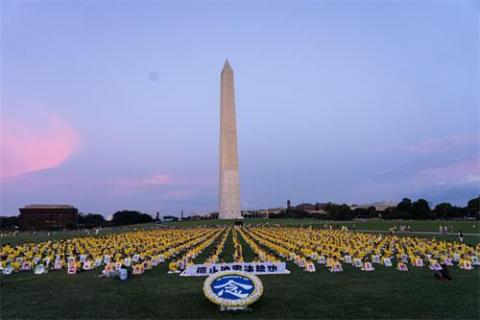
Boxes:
[1,1,478,217]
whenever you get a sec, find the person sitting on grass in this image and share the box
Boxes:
[329,256,343,272]
[326,255,335,268]
[168,260,178,273]
[434,264,452,281]
[396,262,408,271]
[459,254,473,270]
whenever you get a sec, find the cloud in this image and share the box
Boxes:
[399,133,478,154]
[118,174,173,190]
[164,190,191,199]
[1,115,80,180]
[364,156,479,205]
[465,174,480,183]
[421,157,480,185]
[371,133,479,186]
[115,174,215,192]
[411,182,479,206]
[111,174,216,208]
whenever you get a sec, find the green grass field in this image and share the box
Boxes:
[2,260,479,319]
[1,220,479,319]
[2,219,478,246]
[164,218,480,233]
[0,223,161,246]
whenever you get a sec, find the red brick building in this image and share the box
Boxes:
[19,205,78,230]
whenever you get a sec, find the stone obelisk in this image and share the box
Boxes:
[219,60,241,219]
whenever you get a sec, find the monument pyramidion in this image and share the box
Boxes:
[219,60,241,219]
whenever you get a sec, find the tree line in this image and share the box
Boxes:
[1,196,478,229]
[0,210,155,230]
[271,196,480,221]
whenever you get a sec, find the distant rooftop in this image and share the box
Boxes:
[349,201,398,210]
[23,204,76,209]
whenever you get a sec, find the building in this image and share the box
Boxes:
[349,201,397,211]
[19,205,78,230]
[295,203,329,214]
[242,208,284,218]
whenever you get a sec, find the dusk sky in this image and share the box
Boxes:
[1,1,478,217]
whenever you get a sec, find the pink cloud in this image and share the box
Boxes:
[1,115,80,180]
[112,174,215,200]
[119,174,173,190]
[164,190,191,199]
[399,134,479,154]
[421,158,480,184]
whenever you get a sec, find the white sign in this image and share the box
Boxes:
[305,262,316,272]
[54,260,63,270]
[362,262,374,271]
[453,253,460,262]
[83,261,92,270]
[95,258,102,267]
[353,258,363,268]
[180,262,289,277]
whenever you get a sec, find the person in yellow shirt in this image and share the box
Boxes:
[168,260,178,273]
[11,261,20,271]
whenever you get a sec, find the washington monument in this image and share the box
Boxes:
[219,60,241,219]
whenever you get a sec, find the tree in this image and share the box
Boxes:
[466,196,480,219]
[163,215,179,221]
[397,198,412,213]
[434,203,454,219]
[112,210,153,225]
[80,213,105,227]
[382,207,398,219]
[411,199,431,219]
[338,204,353,220]
[0,216,19,229]
[324,203,352,220]
[367,206,377,218]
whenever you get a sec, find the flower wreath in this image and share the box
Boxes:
[203,271,264,308]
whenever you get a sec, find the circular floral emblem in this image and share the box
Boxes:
[203,271,263,309]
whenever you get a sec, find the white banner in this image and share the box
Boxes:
[180,262,289,277]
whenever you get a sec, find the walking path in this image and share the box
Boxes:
[355,229,480,237]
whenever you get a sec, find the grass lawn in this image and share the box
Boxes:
[0,223,159,246]
[2,260,479,320]
[2,219,478,246]
[165,219,480,233]
[1,222,479,319]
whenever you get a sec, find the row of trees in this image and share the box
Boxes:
[76,210,155,228]
[109,210,153,226]
[0,216,19,229]
[391,197,479,220]
[77,213,106,227]
[1,196,478,229]
[272,196,480,221]
[0,210,156,230]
